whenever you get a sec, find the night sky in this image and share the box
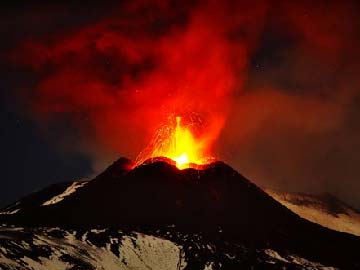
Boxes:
[1,1,360,208]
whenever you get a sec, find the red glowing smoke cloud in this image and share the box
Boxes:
[6,0,360,206]
[11,1,268,165]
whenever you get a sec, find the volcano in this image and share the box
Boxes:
[1,158,360,269]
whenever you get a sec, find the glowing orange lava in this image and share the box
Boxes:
[136,115,214,169]
[170,116,202,169]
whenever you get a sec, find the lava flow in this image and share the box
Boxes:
[136,114,214,169]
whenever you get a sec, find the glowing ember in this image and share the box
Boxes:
[136,114,214,169]
[173,153,189,169]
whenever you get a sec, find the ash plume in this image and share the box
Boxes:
[3,0,360,207]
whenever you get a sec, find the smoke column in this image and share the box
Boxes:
[6,0,360,207]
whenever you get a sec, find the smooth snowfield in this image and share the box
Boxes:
[267,189,360,236]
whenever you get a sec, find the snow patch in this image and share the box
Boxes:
[0,201,21,215]
[42,181,88,206]
[119,233,187,270]
[0,209,19,215]
[22,254,70,270]
[267,190,360,236]
[0,227,187,270]
[91,228,107,234]
[204,261,215,270]
[264,249,338,270]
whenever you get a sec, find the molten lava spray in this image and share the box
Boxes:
[136,113,215,169]
[172,116,195,168]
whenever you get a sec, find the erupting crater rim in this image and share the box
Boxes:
[137,156,217,171]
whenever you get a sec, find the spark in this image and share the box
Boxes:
[136,113,214,169]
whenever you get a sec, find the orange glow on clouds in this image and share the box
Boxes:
[10,1,267,164]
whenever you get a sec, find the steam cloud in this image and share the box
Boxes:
[5,1,360,207]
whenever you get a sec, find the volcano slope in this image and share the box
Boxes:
[1,157,360,269]
[266,188,360,237]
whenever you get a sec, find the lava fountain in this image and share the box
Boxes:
[136,114,215,169]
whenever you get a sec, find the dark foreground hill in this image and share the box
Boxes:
[1,157,360,269]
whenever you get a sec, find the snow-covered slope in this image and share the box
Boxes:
[0,180,88,216]
[1,158,360,269]
[266,189,360,236]
[0,226,186,270]
[0,225,337,270]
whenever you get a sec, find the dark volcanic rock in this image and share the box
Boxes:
[96,157,135,179]
[1,158,360,269]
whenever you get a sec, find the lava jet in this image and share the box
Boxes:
[136,114,217,170]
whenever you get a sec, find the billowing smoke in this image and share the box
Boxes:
[9,0,267,170]
[219,1,360,206]
[5,1,360,207]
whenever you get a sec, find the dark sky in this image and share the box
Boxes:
[1,1,360,208]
